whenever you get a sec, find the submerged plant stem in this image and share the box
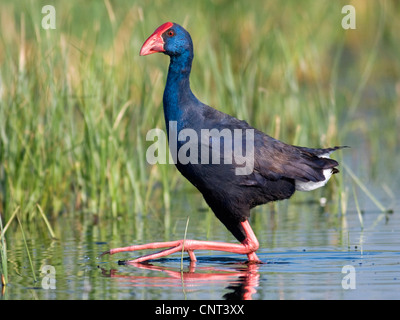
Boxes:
[0,215,8,287]
[180,216,190,272]
[16,214,37,283]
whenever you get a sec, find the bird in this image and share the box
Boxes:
[100,22,346,264]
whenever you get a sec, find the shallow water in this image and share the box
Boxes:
[3,193,399,300]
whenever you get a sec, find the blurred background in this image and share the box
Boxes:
[0,0,399,299]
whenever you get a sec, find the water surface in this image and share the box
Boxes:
[3,194,399,300]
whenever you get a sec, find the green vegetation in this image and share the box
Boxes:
[0,0,399,289]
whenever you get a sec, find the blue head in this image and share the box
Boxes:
[140,22,198,125]
[140,22,193,60]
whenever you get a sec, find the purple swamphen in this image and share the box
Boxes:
[101,22,345,263]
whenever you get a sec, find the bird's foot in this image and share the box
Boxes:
[99,221,261,264]
[246,252,263,264]
[99,239,197,264]
[99,239,260,264]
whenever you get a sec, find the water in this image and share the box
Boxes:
[3,194,399,300]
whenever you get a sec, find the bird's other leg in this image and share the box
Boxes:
[100,220,261,263]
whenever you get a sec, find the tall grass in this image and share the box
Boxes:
[0,1,398,239]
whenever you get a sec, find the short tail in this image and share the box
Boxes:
[295,145,348,192]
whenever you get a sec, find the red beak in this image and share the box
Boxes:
[140,22,174,56]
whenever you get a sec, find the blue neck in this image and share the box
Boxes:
[163,51,197,130]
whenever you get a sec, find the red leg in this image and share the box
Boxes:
[100,220,261,263]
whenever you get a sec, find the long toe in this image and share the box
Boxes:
[99,250,110,258]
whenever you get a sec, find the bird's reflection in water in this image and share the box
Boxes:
[99,259,260,300]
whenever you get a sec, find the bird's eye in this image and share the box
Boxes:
[166,29,175,37]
